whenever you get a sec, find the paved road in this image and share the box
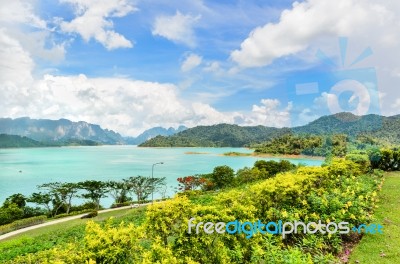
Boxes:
[0,203,149,241]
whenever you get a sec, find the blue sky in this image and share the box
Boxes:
[1,0,399,135]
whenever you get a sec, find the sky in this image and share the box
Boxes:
[1,0,400,136]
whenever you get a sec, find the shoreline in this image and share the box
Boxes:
[222,152,325,160]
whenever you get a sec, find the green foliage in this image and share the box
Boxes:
[254,160,296,176]
[28,192,52,215]
[78,180,108,209]
[0,204,24,225]
[0,134,101,148]
[0,134,44,148]
[106,180,131,204]
[81,210,98,219]
[37,182,80,216]
[139,124,288,147]
[125,175,166,203]
[345,152,371,172]
[0,215,47,235]
[366,147,400,171]
[9,159,385,263]
[206,165,235,190]
[253,134,349,157]
[140,112,400,148]
[3,193,27,208]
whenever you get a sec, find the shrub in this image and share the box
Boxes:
[0,215,47,235]
[52,209,94,219]
[81,211,98,219]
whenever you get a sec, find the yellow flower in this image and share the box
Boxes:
[281,211,288,218]
[350,214,356,220]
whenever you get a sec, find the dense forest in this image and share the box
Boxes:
[140,124,289,147]
[0,134,44,148]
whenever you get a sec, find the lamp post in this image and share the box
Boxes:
[151,162,164,203]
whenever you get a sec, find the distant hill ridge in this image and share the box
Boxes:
[140,112,400,147]
[2,113,400,148]
[0,117,187,146]
[0,117,124,145]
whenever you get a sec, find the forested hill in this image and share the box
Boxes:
[0,134,101,148]
[139,124,290,147]
[139,112,400,147]
[0,134,44,148]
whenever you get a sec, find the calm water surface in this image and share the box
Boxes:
[0,146,322,207]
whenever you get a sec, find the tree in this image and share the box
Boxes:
[125,176,166,203]
[236,167,262,184]
[106,180,130,204]
[78,180,108,209]
[254,160,295,178]
[177,175,206,191]
[0,204,24,225]
[3,193,26,208]
[28,192,52,215]
[38,182,79,215]
[207,165,235,190]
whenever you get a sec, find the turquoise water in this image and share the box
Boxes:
[0,146,322,207]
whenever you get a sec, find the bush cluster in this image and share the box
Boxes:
[9,158,384,263]
[0,215,47,235]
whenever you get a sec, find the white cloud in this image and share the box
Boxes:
[203,61,223,75]
[60,0,135,50]
[240,99,292,127]
[152,11,200,47]
[231,0,394,68]
[181,53,202,72]
[0,0,66,67]
[0,0,46,29]
[0,28,34,86]
[298,108,319,125]
[230,0,400,117]
[391,98,400,109]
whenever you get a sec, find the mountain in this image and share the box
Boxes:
[124,126,187,145]
[292,112,385,135]
[139,124,290,147]
[139,112,400,147]
[0,117,125,145]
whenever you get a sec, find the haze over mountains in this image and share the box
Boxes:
[1,112,400,148]
[0,117,186,147]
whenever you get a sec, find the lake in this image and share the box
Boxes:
[0,146,323,207]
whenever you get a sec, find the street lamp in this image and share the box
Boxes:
[151,162,164,203]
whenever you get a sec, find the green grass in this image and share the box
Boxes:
[0,207,147,262]
[349,171,400,263]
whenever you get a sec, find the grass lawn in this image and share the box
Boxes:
[349,171,400,263]
[0,207,147,262]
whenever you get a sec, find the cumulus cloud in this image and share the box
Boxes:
[230,0,400,116]
[0,0,46,28]
[152,11,200,47]
[60,0,135,50]
[181,53,202,72]
[239,99,292,127]
[231,0,396,67]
